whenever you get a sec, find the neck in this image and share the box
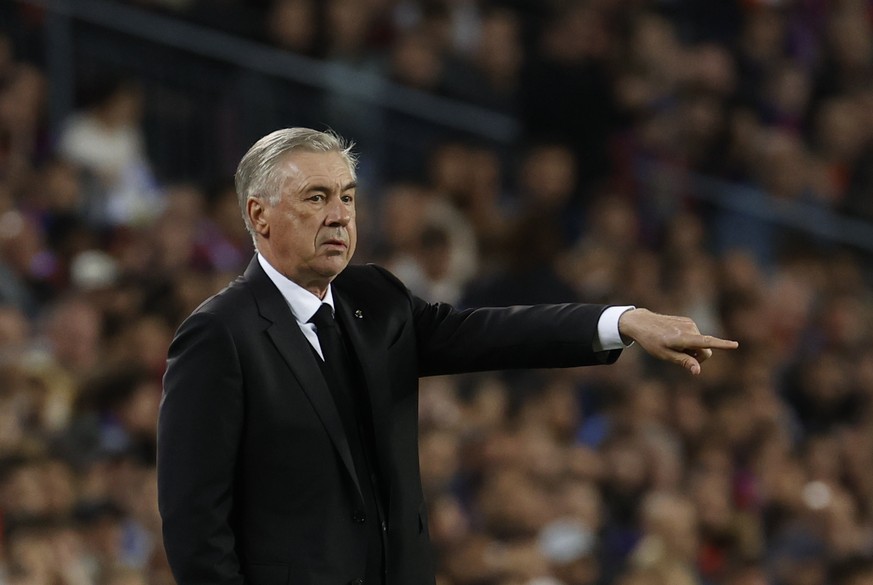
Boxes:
[286,271,331,300]
[257,249,331,300]
[306,283,329,300]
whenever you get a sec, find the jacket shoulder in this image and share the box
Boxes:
[335,263,409,298]
[186,276,256,323]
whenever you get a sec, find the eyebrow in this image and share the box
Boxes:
[303,180,357,193]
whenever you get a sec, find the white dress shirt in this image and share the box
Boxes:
[257,254,633,360]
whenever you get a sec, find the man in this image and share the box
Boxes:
[157,128,737,585]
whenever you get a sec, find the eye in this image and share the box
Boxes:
[341,194,354,204]
[308,194,326,202]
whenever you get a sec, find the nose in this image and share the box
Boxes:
[324,196,351,227]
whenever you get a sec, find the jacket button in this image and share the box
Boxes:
[352,510,366,524]
[349,579,364,585]
[381,520,388,532]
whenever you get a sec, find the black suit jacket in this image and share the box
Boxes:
[158,257,621,585]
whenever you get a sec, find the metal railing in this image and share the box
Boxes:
[32,0,519,140]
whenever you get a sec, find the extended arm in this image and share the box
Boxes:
[158,312,245,585]
[365,264,736,377]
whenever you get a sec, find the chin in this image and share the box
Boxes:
[317,260,351,277]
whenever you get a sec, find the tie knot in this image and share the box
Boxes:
[309,303,336,330]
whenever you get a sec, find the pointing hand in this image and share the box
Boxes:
[618,308,739,375]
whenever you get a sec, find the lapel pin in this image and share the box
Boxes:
[354,309,364,319]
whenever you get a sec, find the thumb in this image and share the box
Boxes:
[664,349,701,375]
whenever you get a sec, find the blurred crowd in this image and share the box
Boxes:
[4,0,873,585]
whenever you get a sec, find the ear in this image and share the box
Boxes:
[247,197,270,238]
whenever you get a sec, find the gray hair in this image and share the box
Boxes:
[234,128,358,239]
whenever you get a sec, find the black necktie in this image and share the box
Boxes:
[310,303,343,366]
[309,303,359,437]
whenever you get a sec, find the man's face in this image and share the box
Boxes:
[252,150,357,293]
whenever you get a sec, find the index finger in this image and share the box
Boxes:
[684,335,739,350]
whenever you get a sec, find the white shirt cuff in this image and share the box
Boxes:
[594,305,635,351]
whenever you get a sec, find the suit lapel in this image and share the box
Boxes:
[243,258,363,504]
[333,292,392,458]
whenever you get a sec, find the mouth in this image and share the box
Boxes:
[321,238,348,249]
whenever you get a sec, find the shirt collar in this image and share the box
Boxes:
[257,253,335,325]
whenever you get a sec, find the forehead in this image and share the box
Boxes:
[278,150,354,190]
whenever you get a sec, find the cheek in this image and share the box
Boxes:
[275,223,313,257]
[348,222,358,251]
[287,216,317,246]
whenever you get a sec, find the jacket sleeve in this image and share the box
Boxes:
[158,311,245,585]
[412,298,621,377]
[363,263,622,377]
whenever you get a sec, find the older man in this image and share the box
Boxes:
[157,128,737,585]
